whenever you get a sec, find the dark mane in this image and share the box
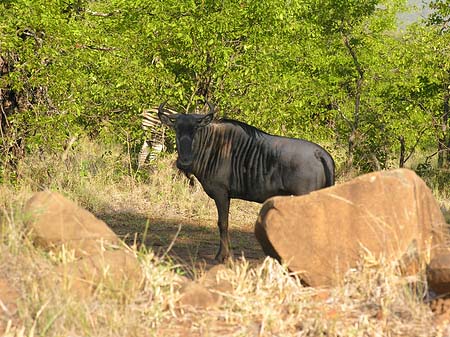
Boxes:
[216,118,268,138]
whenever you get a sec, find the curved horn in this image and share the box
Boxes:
[158,101,167,114]
[205,100,214,115]
[157,101,176,127]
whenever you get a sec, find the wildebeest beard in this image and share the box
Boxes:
[176,157,193,173]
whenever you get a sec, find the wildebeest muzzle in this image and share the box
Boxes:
[176,135,195,169]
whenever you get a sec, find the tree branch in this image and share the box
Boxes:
[75,44,117,52]
[86,9,120,17]
[401,126,430,165]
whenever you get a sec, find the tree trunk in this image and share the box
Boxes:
[444,83,449,168]
[342,32,364,169]
[399,135,406,168]
[438,88,449,168]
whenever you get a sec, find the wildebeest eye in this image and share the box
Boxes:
[169,117,177,124]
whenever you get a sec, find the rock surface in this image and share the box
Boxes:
[255,169,447,287]
[200,265,233,294]
[177,265,233,309]
[430,297,450,325]
[178,281,222,309]
[52,250,143,297]
[23,191,142,297]
[428,250,450,295]
[23,191,119,257]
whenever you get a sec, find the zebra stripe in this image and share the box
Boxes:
[138,108,167,169]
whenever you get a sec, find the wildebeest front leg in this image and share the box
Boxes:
[214,194,231,262]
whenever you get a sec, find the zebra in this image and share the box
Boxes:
[158,101,335,262]
[138,107,169,169]
[138,106,197,186]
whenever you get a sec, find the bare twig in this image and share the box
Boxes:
[162,223,182,259]
[186,77,201,113]
[75,44,117,52]
[336,105,353,129]
[86,9,120,17]
[61,135,78,162]
[0,100,9,141]
[126,131,133,176]
[424,147,450,163]
[402,126,430,164]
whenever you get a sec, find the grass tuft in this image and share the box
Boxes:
[0,139,448,336]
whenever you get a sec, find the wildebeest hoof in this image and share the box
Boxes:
[215,254,227,263]
[215,251,232,263]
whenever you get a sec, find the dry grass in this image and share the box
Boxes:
[1,139,449,336]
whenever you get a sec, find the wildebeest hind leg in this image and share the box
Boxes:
[213,194,232,262]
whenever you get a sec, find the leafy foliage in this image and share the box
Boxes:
[0,0,449,177]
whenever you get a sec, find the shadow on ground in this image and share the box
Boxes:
[96,210,266,273]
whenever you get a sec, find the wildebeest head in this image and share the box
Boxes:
[158,101,215,170]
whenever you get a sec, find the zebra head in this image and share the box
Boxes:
[158,101,215,170]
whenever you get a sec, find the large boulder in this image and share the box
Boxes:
[255,169,447,287]
[23,191,144,297]
[23,191,119,257]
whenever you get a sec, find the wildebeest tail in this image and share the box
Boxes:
[319,154,335,187]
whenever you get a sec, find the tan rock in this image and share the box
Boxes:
[178,281,221,309]
[175,265,233,310]
[201,265,233,294]
[23,191,119,257]
[430,297,450,325]
[255,169,446,287]
[53,250,143,297]
[428,250,450,295]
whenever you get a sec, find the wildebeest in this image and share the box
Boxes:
[158,101,335,262]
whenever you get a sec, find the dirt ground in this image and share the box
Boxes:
[97,210,266,274]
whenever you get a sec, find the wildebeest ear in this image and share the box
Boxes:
[197,113,214,127]
[158,111,176,127]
